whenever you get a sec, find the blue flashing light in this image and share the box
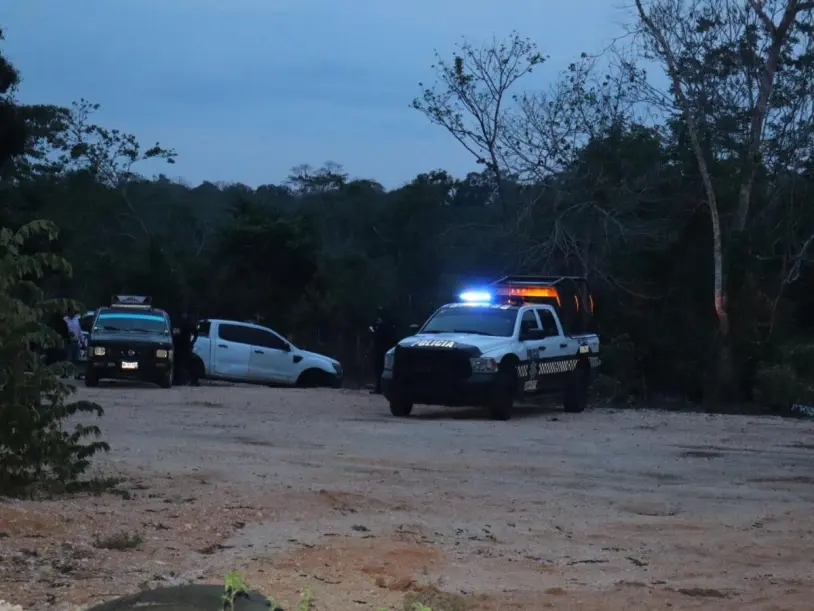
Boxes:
[459,290,493,303]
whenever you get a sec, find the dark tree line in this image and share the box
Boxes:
[3,0,814,421]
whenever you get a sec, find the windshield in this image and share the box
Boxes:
[93,312,169,335]
[420,305,518,337]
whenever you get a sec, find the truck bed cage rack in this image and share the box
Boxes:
[490,275,587,287]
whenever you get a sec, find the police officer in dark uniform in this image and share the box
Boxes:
[172,309,198,386]
[370,307,397,394]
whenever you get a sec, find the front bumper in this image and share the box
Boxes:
[86,357,172,381]
[381,369,501,407]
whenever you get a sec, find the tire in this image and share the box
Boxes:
[85,372,99,387]
[190,355,206,381]
[488,364,516,421]
[296,369,333,388]
[157,370,173,389]
[563,363,589,413]
[389,398,413,417]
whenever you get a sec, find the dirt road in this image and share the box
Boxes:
[2,384,814,610]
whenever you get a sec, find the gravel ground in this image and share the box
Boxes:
[2,383,814,610]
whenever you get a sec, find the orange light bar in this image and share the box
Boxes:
[574,294,579,310]
[589,294,595,312]
[495,286,561,305]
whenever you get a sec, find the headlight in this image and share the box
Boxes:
[383,351,395,370]
[470,357,498,373]
[92,346,106,357]
[156,349,171,359]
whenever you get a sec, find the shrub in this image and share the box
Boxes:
[596,333,646,400]
[753,363,814,412]
[0,220,108,494]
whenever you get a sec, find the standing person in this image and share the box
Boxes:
[63,308,82,376]
[369,307,397,394]
[172,309,198,386]
[185,308,200,386]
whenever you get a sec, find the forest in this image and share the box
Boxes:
[3,0,814,415]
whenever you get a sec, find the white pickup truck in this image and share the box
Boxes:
[191,318,343,387]
[381,276,600,420]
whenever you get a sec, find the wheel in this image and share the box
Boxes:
[190,356,206,382]
[296,369,333,388]
[157,370,173,388]
[563,364,589,413]
[85,372,99,387]
[488,364,516,421]
[389,397,413,417]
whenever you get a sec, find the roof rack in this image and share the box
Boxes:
[111,295,152,309]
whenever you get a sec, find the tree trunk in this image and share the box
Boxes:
[635,0,736,400]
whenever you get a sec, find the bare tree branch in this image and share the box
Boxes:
[634,0,730,334]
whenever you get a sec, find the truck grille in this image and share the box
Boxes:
[393,346,472,388]
[98,343,150,359]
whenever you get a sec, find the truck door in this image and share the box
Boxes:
[212,323,252,379]
[517,309,548,393]
[534,307,573,389]
[245,325,293,384]
[192,320,211,374]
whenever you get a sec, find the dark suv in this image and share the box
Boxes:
[85,296,174,388]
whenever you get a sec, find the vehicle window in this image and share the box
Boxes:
[197,321,211,337]
[244,327,288,351]
[93,312,169,335]
[217,323,255,345]
[421,305,518,337]
[537,309,559,336]
[519,310,541,335]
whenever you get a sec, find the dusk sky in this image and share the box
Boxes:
[4,1,630,188]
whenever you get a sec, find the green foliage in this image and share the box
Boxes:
[0,220,108,494]
[753,364,814,411]
[222,571,250,610]
[220,572,307,611]
[754,340,814,410]
[93,531,144,550]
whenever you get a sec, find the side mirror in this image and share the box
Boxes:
[520,328,547,341]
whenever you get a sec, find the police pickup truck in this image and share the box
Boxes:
[85,296,175,388]
[381,276,600,420]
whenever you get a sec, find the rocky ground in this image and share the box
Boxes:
[1,383,813,610]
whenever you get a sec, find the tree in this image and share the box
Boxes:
[412,32,544,213]
[0,33,108,493]
[0,27,27,172]
[632,0,814,397]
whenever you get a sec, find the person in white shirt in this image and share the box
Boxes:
[63,308,82,372]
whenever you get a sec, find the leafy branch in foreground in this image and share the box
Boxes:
[221,571,433,610]
[0,220,108,494]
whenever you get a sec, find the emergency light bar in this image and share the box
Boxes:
[459,290,492,303]
[494,286,560,304]
[459,274,593,313]
[111,295,152,308]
